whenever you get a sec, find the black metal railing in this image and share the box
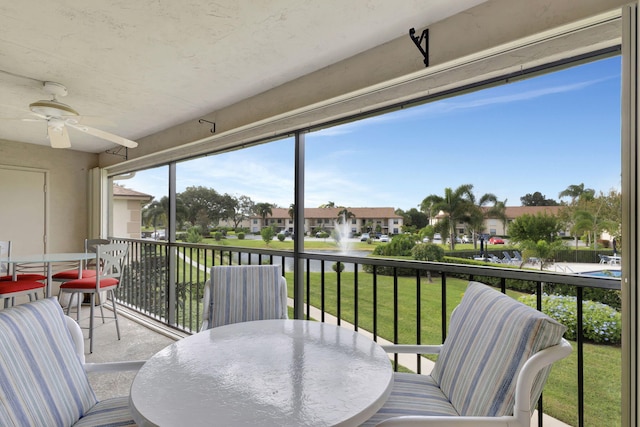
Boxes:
[112,238,621,427]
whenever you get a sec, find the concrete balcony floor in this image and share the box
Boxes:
[79,305,186,401]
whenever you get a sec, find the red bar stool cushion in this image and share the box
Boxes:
[0,274,47,282]
[52,270,97,280]
[0,280,45,293]
[60,277,119,289]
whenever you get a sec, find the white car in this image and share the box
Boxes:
[379,234,389,242]
[461,235,473,244]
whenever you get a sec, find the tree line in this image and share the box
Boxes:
[141,183,621,255]
[395,182,621,253]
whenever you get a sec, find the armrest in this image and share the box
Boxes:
[85,360,146,373]
[381,344,442,354]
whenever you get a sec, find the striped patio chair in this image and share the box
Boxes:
[0,298,144,426]
[201,264,288,331]
[362,281,571,427]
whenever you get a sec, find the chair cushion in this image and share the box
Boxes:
[60,277,119,290]
[361,372,459,426]
[430,282,567,417]
[53,270,98,280]
[72,396,136,427]
[0,274,47,282]
[0,279,45,294]
[0,298,97,426]
[208,265,286,328]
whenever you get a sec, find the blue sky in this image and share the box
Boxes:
[117,56,622,212]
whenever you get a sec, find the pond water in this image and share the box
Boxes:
[236,250,370,273]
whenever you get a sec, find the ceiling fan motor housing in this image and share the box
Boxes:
[29,81,79,117]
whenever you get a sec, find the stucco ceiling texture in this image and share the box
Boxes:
[0,0,485,153]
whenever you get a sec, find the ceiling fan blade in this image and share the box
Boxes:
[48,124,71,149]
[66,122,138,148]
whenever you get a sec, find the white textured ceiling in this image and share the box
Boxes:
[0,0,485,153]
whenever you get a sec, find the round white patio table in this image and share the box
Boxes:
[0,252,94,298]
[129,319,393,427]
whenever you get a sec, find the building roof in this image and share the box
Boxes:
[255,207,402,219]
[113,185,154,201]
[498,205,562,219]
[434,205,563,220]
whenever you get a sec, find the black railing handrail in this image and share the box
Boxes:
[115,237,620,291]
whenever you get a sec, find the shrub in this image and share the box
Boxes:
[186,227,203,243]
[411,243,444,262]
[332,262,345,272]
[213,232,223,241]
[374,234,416,256]
[277,233,286,242]
[519,294,621,345]
[237,232,245,240]
[261,227,275,244]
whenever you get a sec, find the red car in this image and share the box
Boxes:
[488,236,505,244]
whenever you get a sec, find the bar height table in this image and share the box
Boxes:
[0,252,94,298]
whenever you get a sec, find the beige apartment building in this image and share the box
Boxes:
[427,205,564,237]
[111,185,153,239]
[250,207,403,236]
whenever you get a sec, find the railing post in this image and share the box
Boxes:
[167,163,177,325]
[293,131,305,320]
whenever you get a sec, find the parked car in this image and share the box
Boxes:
[360,233,370,241]
[379,234,389,242]
[461,235,473,244]
[489,236,505,244]
[432,233,443,244]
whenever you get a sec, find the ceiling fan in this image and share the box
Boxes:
[26,81,138,149]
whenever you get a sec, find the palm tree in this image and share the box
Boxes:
[254,202,274,227]
[336,208,354,223]
[142,197,168,236]
[421,184,474,250]
[486,198,508,236]
[467,192,498,249]
[559,183,595,203]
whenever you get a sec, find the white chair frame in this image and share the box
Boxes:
[377,339,572,427]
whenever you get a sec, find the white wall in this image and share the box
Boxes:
[0,139,98,252]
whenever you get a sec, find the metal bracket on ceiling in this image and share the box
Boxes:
[409,27,429,67]
[198,119,216,134]
[105,146,128,160]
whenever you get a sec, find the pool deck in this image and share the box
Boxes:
[543,261,621,274]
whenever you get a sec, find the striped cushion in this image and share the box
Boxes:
[72,396,136,427]
[431,281,566,417]
[361,372,459,426]
[208,265,286,329]
[0,298,97,426]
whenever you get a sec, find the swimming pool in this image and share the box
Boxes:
[581,270,622,278]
